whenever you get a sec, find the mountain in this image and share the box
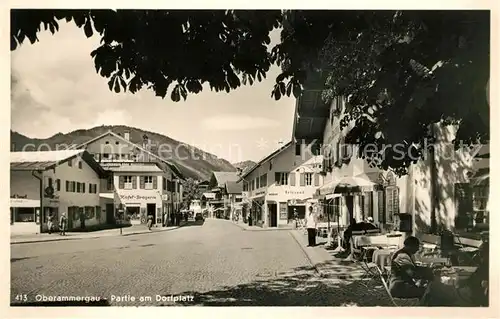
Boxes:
[233,160,257,175]
[10,125,237,181]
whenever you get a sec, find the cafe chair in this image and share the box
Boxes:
[374,266,420,307]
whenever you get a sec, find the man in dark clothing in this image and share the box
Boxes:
[170,211,175,226]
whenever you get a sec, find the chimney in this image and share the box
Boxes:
[124,131,130,141]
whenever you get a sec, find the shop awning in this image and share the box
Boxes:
[10,198,40,208]
[318,174,379,195]
[325,193,342,200]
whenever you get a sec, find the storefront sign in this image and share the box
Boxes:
[43,198,60,207]
[119,194,158,201]
[10,198,40,208]
[285,190,305,195]
[268,192,278,196]
[11,194,28,199]
[255,191,266,196]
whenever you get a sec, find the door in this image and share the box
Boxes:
[268,203,278,227]
[147,203,156,224]
[345,195,354,223]
[106,204,114,224]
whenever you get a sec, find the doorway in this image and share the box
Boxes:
[268,203,278,227]
[345,195,354,222]
[147,203,156,224]
[106,204,114,224]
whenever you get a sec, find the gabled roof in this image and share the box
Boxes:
[10,150,108,178]
[100,162,163,173]
[212,171,240,186]
[241,141,293,179]
[225,181,243,194]
[75,130,184,180]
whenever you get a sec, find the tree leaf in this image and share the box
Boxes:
[114,77,120,93]
[171,85,181,102]
[84,19,93,38]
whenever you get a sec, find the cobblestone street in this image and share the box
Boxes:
[11,219,392,306]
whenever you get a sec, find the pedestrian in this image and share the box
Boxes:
[59,212,67,236]
[163,212,168,227]
[147,214,153,230]
[170,211,175,226]
[47,212,54,234]
[176,211,181,226]
[305,205,318,247]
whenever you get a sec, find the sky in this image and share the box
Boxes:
[11,21,296,163]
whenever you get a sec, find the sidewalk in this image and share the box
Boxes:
[11,224,182,245]
[228,220,294,231]
[289,229,368,280]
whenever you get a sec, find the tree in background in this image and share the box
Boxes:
[11,10,489,175]
[271,10,489,176]
[181,178,202,210]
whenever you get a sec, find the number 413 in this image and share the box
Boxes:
[15,294,27,302]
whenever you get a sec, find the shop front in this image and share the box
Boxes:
[265,188,315,228]
[115,192,162,226]
[10,196,41,234]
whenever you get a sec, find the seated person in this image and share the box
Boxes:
[389,236,434,299]
[343,218,357,249]
[420,241,489,307]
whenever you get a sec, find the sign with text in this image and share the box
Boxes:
[119,194,158,202]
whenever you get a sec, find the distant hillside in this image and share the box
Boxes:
[11,125,237,181]
[233,160,257,175]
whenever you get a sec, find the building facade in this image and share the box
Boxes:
[10,150,107,234]
[241,142,323,228]
[294,73,489,242]
[225,181,243,221]
[75,130,184,226]
[204,171,240,219]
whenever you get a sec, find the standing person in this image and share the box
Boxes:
[170,210,175,226]
[305,205,318,247]
[47,212,54,234]
[163,212,168,227]
[59,212,67,236]
[147,214,153,230]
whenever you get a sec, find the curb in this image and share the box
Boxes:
[11,226,181,245]
[222,219,295,232]
[289,230,321,275]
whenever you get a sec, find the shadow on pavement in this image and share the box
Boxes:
[158,265,402,307]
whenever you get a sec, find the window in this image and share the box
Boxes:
[124,176,133,189]
[56,179,61,191]
[115,141,119,145]
[144,176,154,189]
[71,181,76,192]
[96,206,101,221]
[88,183,97,194]
[360,192,374,220]
[455,183,489,232]
[105,141,109,144]
[76,182,81,193]
[107,176,114,191]
[304,173,313,186]
[385,187,399,223]
[260,174,267,187]
[85,206,95,219]
[78,161,83,169]
[255,177,260,189]
[102,153,110,159]
[275,172,288,186]
[243,181,248,192]
[66,180,70,192]
[295,144,302,156]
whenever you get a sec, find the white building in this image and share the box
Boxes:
[75,130,184,226]
[294,71,489,245]
[10,150,108,234]
[101,162,165,225]
[240,141,323,228]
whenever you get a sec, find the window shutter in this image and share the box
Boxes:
[163,177,166,190]
[378,190,385,223]
[314,173,320,186]
[56,179,61,191]
[140,176,145,189]
[66,180,69,192]
[83,183,86,193]
[393,188,399,215]
[299,173,305,186]
[119,176,124,189]
[275,173,280,185]
[290,172,296,186]
[132,176,137,189]
[153,176,158,189]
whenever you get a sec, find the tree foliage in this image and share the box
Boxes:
[11,10,489,175]
[181,177,202,209]
[272,10,490,176]
[11,9,281,100]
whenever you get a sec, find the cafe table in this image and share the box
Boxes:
[372,247,398,274]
